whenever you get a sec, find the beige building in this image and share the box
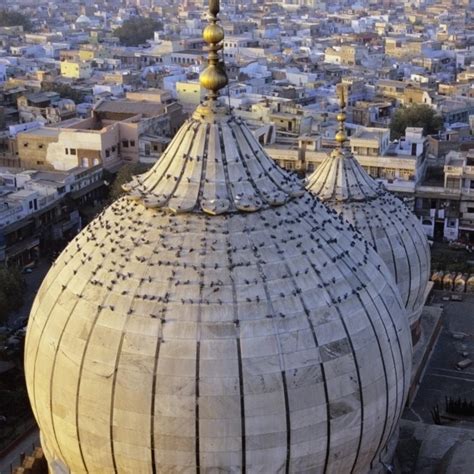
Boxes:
[384,37,427,59]
[403,86,435,106]
[176,81,206,111]
[17,119,122,171]
[324,45,363,66]
[376,80,406,101]
[350,127,390,157]
[17,95,185,171]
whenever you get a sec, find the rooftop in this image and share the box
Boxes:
[18,127,60,138]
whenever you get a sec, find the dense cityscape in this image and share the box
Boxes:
[0,0,473,472]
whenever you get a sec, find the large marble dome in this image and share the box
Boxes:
[306,110,430,342]
[24,4,412,473]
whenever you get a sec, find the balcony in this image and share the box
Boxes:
[416,185,462,199]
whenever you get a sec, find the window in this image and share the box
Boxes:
[130,140,135,147]
[446,177,460,189]
[29,201,33,209]
[153,145,158,152]
[467,207,474,214]
[105,149,110,158]
[38,144,43,149]
[447,219,457,228]
[82,158,89,167]
[36,160,44,165]
[112,146,116,152]
[122,140,129,148]
[23,143,28,147]
[70,148,76,155]
[65,148,69,155]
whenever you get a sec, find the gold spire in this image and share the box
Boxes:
[335,84,347,147]
[200,0,228,101]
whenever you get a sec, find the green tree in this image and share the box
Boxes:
[390,104,443,140]
[113,17,163,47]
[108,163,152,202]
[0,267,24,321]
[0,10,32,31]
[41,82,86,104]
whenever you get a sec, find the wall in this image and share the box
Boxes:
[45,127,114,171]
[117,122,139,162]
[17,134,58,170]
[176,81,205,109]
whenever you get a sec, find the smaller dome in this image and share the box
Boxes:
[306,146,430,338]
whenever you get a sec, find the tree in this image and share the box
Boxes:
[41,82,86,104]
[113,17,163,47]
[0,10,32,31]
[108,163,152,202]
[0,267,24,321]
[390,104,443,140]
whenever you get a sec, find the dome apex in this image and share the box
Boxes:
[306,147,381,202]
[123,104,304,215]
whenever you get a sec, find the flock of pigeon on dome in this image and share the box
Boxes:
[25,1,430,473]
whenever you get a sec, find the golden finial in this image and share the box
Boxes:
[335,84,347,147]
[200,0,228,101]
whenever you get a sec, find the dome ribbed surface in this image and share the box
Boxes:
[306,148,380,202]
[25,104,412,474]
[123,106,303,215]
[307,149,430,328]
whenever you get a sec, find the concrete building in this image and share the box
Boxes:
[417,149,474,242]
[16,97,185,171]
[17,92,76,124]
[176,81,206,111]
[0,165,104,266]
[324,45,364,66]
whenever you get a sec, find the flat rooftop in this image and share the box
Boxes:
[18,127,60,138]
[352,129,386,141]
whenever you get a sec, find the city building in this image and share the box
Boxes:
[16,95,184,171]
[60,60,93,79]
[0,165,104,266]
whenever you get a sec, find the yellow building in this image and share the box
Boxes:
[79,49,95,61]
[60,60,92,79]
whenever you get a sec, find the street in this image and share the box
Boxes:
[404,292,474,425]
[0,259,49,471]
[0,428,39,474]
[7,259,51,330]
